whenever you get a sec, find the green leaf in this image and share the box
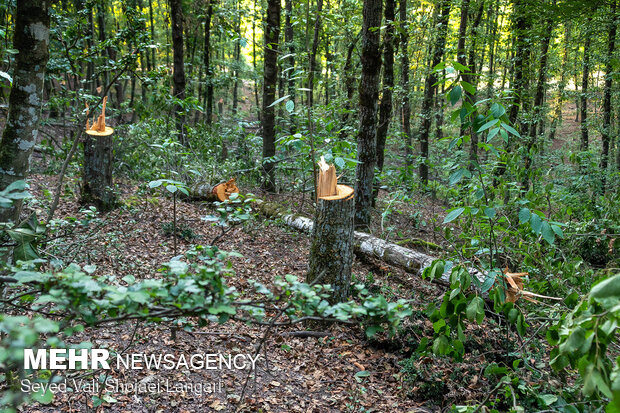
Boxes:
[285,100,295,113]
[466,296,484,323]
[334,157,345,169]
[453,62,470,72]
[518,207,531,224]
[486,127,500,142]
[538,394,558,406]
[477,119,499,133]
[530,213,542,234]
[432,335,451,355]
[501,122,521,137]
[148,180,162,188]
[481,269,498,293]
[541,221,555,245]
[449,85,462,105]
[267,94,290,108]
[560,327,586,354]
[490,103,506,118]
[0,71,12,85]
[590,274,620,309]
[484,207,496,219]
[444,207,465,224]
[460,81,476,95]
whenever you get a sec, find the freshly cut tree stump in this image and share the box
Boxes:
[307,158,355,303]
[82,97,116,211]
[189,178,239,201]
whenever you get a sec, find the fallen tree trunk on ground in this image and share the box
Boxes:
[188,178,239,201]
[257,202,482,286]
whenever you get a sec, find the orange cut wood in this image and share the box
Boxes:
[211,178,239,201]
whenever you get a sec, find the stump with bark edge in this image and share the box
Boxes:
[82,97,116,211]
[306,157,355,303]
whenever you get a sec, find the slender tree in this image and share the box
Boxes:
[601,0,617,191]
[169,0,187,143]
[354,0,382,229]
[204,0,214,124]
[261,0,281,192]
[400,0,413,168]
[417,0,451,185]
[0,0,50,224]
[375,0,395,175]
[308,0,324,107]
[580,20,591,152]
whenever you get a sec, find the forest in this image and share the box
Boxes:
[0,0,619,411]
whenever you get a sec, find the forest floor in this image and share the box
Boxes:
[18,172,563,413]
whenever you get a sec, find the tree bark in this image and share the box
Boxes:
[261,0,281,192]
[169,0,187,144]
[342,30,361,127]
[375,0,395,176]
[308,0,324,107]
[580,22,591,152]
[82,131,116,211]
[204,0,214,124]
[417,0,451,185]
[0,0,50,224]
[354,0,382,229]
[601,0,617,192]
[400,0,413,169]
[523,5,554,191]
[307,185,355,303]
[285,0,295,125]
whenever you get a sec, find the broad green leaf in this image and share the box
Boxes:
[486,127,500,142]
[449,85,462,105]
[530,213,542,234]
[484,207,496,219]
[285,100,294,113]
[460,81,476,95]
[490,102,506,118]
[477,119,499,133]
[541,221,555,245]
[518,207,531,223]
[501,122,521,137]
[444,207,465,223]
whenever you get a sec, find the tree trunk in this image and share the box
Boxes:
[417,0,451,185]
[232,0,241,114]
[580,24,591,152]
[308,0,324,107]
[601,0,617,192]
[149,0,156,68]
[354,0,382,229]
[169,0,187,144]
[523,6,554,191]
[400,0,413,169]
[204,0,214,124]
[342,30,361,127]
[549,24,570,141]
[285,0,295,126]
[0,0,50,224]
[307,163,355,303]
[261,0,281,192]
[375,0,395,175]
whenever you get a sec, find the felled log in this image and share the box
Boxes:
[258,201,482,286]
[307,158,355,303]
[189,178,239,202]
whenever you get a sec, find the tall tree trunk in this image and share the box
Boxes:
[342,30,361,125]
[508,0,528,125]
[253,0,261,121]
[375,0,395,174]
[580,24,591,152]
[549,24,570,141]
[400,0,413,169]
[261,0,281,192]
[486,1,500,98]
[285,0,295,123]
[523,5,554,191]
[308,0,324,107]
[149,0,156,68]
[456,0,470,137]
[232,0,241,114]
[466,3,483,164]
[169,0,187,144]
[0,0,50,224]
[354,0,382,229]
[417,0,451,185]
[601,0,617,192]
[204,0,214,124]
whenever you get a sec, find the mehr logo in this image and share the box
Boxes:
[24,349,110,370]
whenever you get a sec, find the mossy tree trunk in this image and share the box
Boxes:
[0,0,50,224]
